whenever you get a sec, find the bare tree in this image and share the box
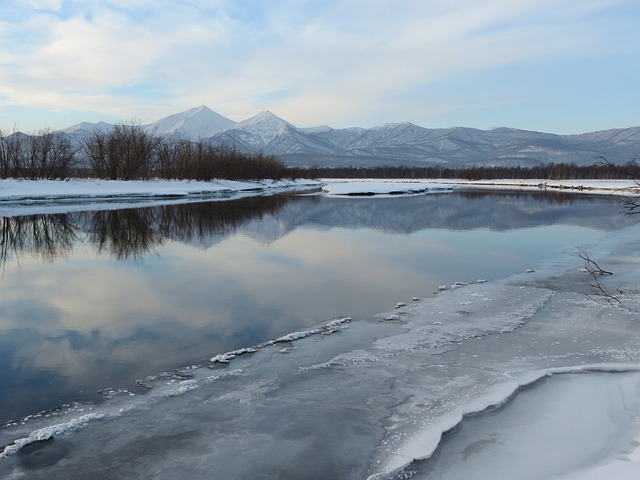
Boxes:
[156,138,197,179]
[20,129,78,179]
[0,129,10,178]
[84,122,158,179]
[46,132,78,178]
[0,128,28,178]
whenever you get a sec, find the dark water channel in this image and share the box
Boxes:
[0,190,634,422]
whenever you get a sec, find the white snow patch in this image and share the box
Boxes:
[321,179,456,197]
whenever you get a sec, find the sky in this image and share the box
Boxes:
[0,0,639,134]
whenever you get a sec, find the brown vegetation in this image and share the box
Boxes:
[313,162,640,180]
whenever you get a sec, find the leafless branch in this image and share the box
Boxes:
[578,248,620,304]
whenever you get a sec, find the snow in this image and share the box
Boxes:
[321,179,456,196]
[209,318,351,364]
[0,178,319,200]
[0,413,105,459]
[0,178,635,209]
[400,369,640,480]
[0,178,322,216]
[235,110,295,145]
[0,178,640,479]
[143,105,237,139]
[321,178,640,196]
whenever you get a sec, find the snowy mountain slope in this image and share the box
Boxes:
[143,105,237,140]
[209,110,343,155]
[208,110,294,150]
[49,106,640,168]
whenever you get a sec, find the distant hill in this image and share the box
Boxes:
[55,106,640,168]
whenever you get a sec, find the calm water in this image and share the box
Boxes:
[0,190,633,422]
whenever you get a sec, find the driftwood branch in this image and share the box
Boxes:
[578,248,620,304]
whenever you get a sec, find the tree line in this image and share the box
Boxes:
[312,161,640,180]
[0,129,76,179]
[0,122,308,181]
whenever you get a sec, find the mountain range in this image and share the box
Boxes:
[58,105,640,168]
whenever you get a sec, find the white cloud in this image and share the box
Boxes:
[0,0,638,131]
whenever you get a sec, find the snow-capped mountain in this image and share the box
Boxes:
[204,112,639,167]
[143,105,237,140]
[211,110,340,156]
[54,106,640,168]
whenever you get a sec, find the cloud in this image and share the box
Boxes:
[0,0,637,131]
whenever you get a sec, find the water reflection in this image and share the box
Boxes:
[0,191,630,268]
[1,195,296,265]
[457,189,580,204]
[0,190,634,423]
[0,214,77,266]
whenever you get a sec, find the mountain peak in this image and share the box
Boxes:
[144,106,237,140]
[236,110,296,145]
[239,110,293,127]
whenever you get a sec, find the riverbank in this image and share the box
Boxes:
[321,178,639,196]
[0,178,637,203]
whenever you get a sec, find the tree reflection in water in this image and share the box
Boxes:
[0,194,303,266]
[0,214,77,268]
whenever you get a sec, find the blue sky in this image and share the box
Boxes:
[1,0,639,133]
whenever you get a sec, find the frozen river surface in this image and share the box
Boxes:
[0,182,639,479]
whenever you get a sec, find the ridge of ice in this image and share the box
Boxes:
[209,317,351,365]
[0,413,105,459]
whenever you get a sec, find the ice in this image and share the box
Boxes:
[1,189,640,479]
[0,413,105,459]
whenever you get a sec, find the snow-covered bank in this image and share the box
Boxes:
[0,178,321,201]
[1,178,636,205]
[321,178,640,196]
[321,180,456,196]
[452,178,640,195]
[0,178,322,216]
[402,369,640,480]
